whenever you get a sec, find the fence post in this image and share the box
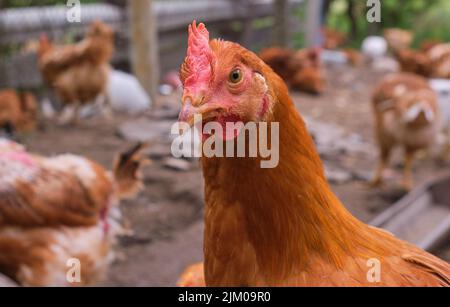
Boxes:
[129,0,159,106]
[305,0,323,47]
[273,0,289,47]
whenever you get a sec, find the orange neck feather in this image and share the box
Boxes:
[201,73,388,284]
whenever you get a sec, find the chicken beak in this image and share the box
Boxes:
[178,95,225,128]
[178,96,198,127]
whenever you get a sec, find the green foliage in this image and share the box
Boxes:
[326,0,449,48]
[414,1,450,46]
[292,5,307,49]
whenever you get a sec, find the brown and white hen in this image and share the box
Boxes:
[0,139,148,286]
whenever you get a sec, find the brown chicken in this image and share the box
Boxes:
[395,43,450,79]
[371,73,441,190]
[259,47,325,94]
[420,40,442,53]
[321,28,362,67]
[384,28,414,53]
[288,48,325,94]
[342,48,363,66]
[258,47,295,82]
[426,43,450,79]
[0,90,38,134]
[396,48,432,76]
[38,20,114,123]
[322,27,347,50]
[177,21,450,286]
[383,28,431,76]
[0,140,148,286]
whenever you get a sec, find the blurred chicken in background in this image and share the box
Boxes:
[382,28,426,75]
[38,20,114,125]
[361,36,388,61]
[0,90,38,137]
[384,28,414,54]
[319,27,363,67]
[341,48,364,66]
[371,73,441,190]
[322,27,347,50]
[259,47,325,94]
[396,48,432,76]
[0,140,149,286]
[426,43,450,79]
[289,48,325,94]
[382,27,450,78]
[258,47,295,82]
[420,40,443,53]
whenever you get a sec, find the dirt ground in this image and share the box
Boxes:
[20,64,450,286]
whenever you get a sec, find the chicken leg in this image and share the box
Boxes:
[370,146,391,187]
[402,150,415,191]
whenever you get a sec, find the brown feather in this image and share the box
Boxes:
[0,90,37,133]
[0,141,148,286]
[38,20,114,106]
[113,142,150,199]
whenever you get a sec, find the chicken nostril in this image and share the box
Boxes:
[182,95,193,106]
[182,93,205,107]
[179,105,190,121]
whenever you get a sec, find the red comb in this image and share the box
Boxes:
[184,21,213,97]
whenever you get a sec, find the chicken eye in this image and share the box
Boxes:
[229,69,243,84]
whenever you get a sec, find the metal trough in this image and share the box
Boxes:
[370,172,450,252]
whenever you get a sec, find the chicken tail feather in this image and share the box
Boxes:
[113,142,150,200]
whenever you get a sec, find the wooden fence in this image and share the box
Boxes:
[0,0,304,89]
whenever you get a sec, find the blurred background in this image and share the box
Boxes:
[0,0,449,286]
